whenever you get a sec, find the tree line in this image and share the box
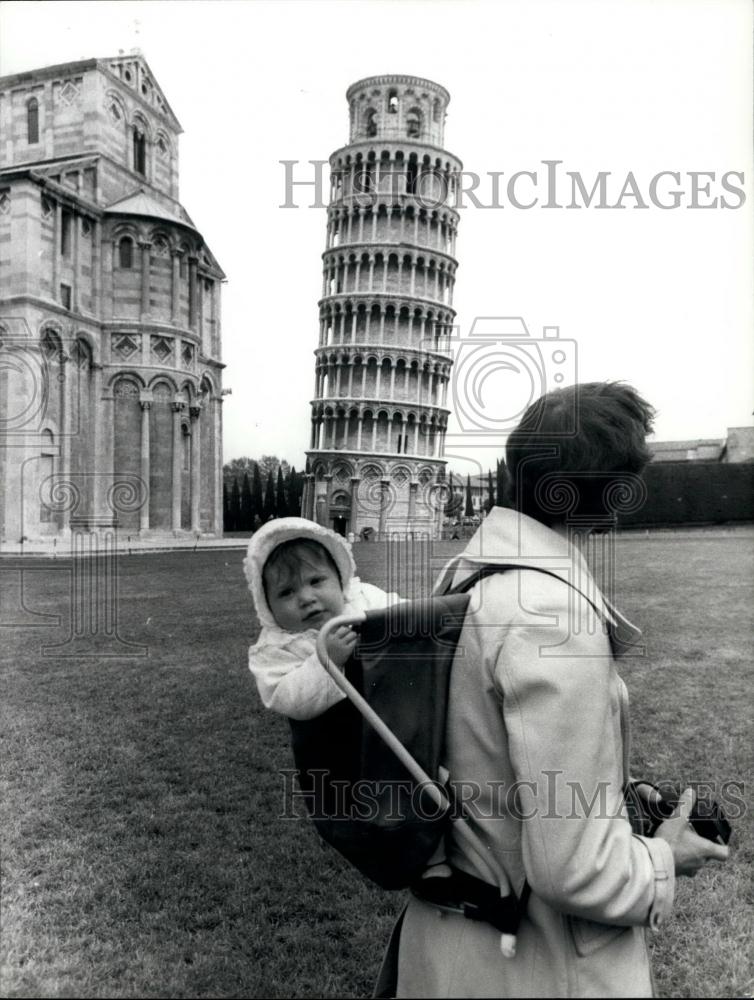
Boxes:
[223,456,513,533]
[223,456,305,532]
[442,459,513,520]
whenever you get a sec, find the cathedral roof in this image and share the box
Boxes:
[104,188,197,230]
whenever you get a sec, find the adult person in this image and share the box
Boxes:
[380,382,728,998]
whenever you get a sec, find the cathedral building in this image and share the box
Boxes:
[0,53,225,545]
[301,75,461,538]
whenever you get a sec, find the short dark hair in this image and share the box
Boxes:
[262,539,341,598]
[505,381,656,526]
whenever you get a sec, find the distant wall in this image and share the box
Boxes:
[621,462,754,527]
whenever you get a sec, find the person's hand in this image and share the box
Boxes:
[325,625,358,668]
[655,786,729,877]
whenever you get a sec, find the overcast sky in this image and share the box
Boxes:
[2,0,752,473]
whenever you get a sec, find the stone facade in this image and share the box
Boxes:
[0,54,225,545]
[302,75,461,538]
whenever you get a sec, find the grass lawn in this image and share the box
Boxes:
[1,533,752,998]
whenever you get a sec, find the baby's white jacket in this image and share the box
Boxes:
[249,578,401,720]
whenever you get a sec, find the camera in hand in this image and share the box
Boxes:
[626,782,732,845]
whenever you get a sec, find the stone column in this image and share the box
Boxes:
[356,414,364,451]
[213,396,224,536]
[91,220,101,316]
[139,241,151,320]
[91,364,109,523]
[343,412,352,449]
[371,417,377,452]
[139,400,150,532]
[347,362,354,397]
[197,273,205,339]
[58,357,71,535]
[189,405,201,532]
[413,420,419,455]
[171,250,181,322]
[72,214,81,312]
[171,402,183,531]
[389,363,396,400]
[101,238,114,320]
[52,200,60,296]
[188,255,198,331]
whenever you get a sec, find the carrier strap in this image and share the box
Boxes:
[411,866,531,936]
[450,562,603,617]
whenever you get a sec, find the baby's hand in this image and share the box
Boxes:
[325,625,358,668]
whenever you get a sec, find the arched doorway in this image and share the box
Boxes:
[330,488,350,536]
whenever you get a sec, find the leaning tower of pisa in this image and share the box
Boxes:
[302,75,462,538]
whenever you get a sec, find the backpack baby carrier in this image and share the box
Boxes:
[287,564,576,956]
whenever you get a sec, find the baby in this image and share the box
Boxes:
[244,517,401,720]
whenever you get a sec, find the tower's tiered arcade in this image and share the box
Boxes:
[302,75,462,537]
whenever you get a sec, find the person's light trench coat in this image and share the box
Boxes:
[382,508,675,999]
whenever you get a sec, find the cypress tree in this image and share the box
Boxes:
[240,472,252,530]
[496,458,511,508]
[465,474,474,518]
[223,480,233,532]
[486,470,495,512]
[263,469,276,521]
[251,463,264,525]
[287,466,302,515]
[230,478,241,532]
[275,466,289,517]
